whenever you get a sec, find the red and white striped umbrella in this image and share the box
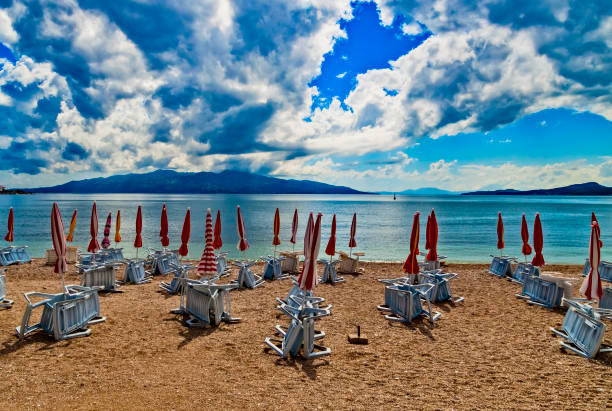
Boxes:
[580,219,603,301]
[101,212,112,249]
[236,205,249,252]
[198,208,217,277]
[87,202,100,253]
[51,202,68,291]
[298,212,322,291]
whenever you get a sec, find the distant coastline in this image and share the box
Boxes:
[462,182,612,196]
[0,189,32,195]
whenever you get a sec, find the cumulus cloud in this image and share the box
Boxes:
[0,0,610,190]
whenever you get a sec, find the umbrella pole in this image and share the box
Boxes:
[350,247,352,258]
[274,244,276,259]
[61,274,67,294]
[135,248,139,259]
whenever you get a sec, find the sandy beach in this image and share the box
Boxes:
[0,259,610,410]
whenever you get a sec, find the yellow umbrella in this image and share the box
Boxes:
[114,210,121,243]
[66,210,77,242]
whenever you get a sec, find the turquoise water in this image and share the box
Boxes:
[0,193,610,263]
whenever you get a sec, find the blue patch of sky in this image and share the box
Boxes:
[0,42,17,70]
[309,1,430,111]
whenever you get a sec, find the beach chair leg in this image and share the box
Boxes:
[264,337,286,357]
[377,304,391,312]
[88,316,106,325]
[0,299,14,309]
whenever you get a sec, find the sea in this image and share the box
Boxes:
[0,193,610,264]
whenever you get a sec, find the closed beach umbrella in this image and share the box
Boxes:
[425,213,431,251]
[236,205,249,252]
[272,208,281,253]
[134,205,143,257]
[580,219,603,301]
[178,208,191,257]
[348,212,357,256]
[290,208,298,251]
[592,212,603,248]
[212,210,223,250]
[496,212,504,253]
[4,207,13,242]
[325,214,336,261]
[114,210,121,244]
[426,210,438,262]
[160,204,169,248]
[403,212,420,274]
[66,210,77,242]
[102,212,112,249]
[51,203,68,291]
[520,214,532,260]
[531,213,545,266]
[198,208,217,277]
[87,202,100,253]
[298,212,322,291]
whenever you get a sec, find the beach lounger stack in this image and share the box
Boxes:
[148,250,181,276]
[261,255,287,281]
[419,253,447,272]
[336,251,365,275]
[265,288,332,359]
[120,259,152,285]
[0,270,14,309]
[172,277,241,327]
[232,261,265,289]
[279,251,301,274]
[550,299,611,359]
[77,263,122,293]
[509,262,540,284]
[377,282,441,323]
[487,255,515,278]
[0,246,31,266]
[159,263,198,294]
[16,285,105,341]
[416,271,464,303]
[77,251,118,272]
[581,260,612,282]
[318,258,344,285]
[517,275,570,308]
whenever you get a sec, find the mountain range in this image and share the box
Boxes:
[27,169,369,194]
[462,182,612,196]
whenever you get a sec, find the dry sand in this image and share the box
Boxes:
[0,259,610,410]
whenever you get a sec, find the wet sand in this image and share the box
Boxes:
[0,259,610,410]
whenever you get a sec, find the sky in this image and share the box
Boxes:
[0,0,611,192]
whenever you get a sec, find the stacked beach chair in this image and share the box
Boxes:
[261,255,287,281]
[120,259,152,285]
[319,257,344,285]
[0,246,31,266]
[0,269,14,309]
[159,263,199,294]
[232,260,265,289]
[265,281,332,358]
[16,285,105,341]
[76,262,122,293]
[336,251,365,275]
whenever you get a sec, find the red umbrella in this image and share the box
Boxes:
[4,207,13,242]
[134,205,143,252]
[403,212,420,274]
[160,204,169,248]
[178,208,191,257]
[212,210,223,250]
[101,212,112,249]
[592,212,603,248]
[51,203,67,291]
[198,208,217,277]
[289,208,298,251]
[520,214,532,260]
[426,210,438,262]
[272,208,281,254]
[425,213,432,251]
[66,209,77,242]
[496,212,504,254]
[298,212,322,291]
[531,213,545,266]
[325,214,336,260]
[87,202,100,253]
[580,219,603,301]
[236,205,249,252]
[348,212,357,256]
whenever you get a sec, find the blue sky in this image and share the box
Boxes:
[0,0,610,191]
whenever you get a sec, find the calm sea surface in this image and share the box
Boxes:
[0,193,610,264]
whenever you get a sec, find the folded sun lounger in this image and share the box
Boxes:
[16,285,105,341]
[487,255,515,278]
[0,271,14,309]
[517,275,573,308]
[77,263,122,293]
[279,251,302,274]
[377,283,441,323]
[119,259,152,285]
[159,263,198,294]
[509,262,540,284]
[417,271,464,303]
[232,261,265,289]
[550,299,611,359]
[261,255,287,280]
[336,251,365,274]
[319,258,345,284]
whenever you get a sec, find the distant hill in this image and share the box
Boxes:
[462,182,612,196]
[27,169,370,194]
[380,187,457,195]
